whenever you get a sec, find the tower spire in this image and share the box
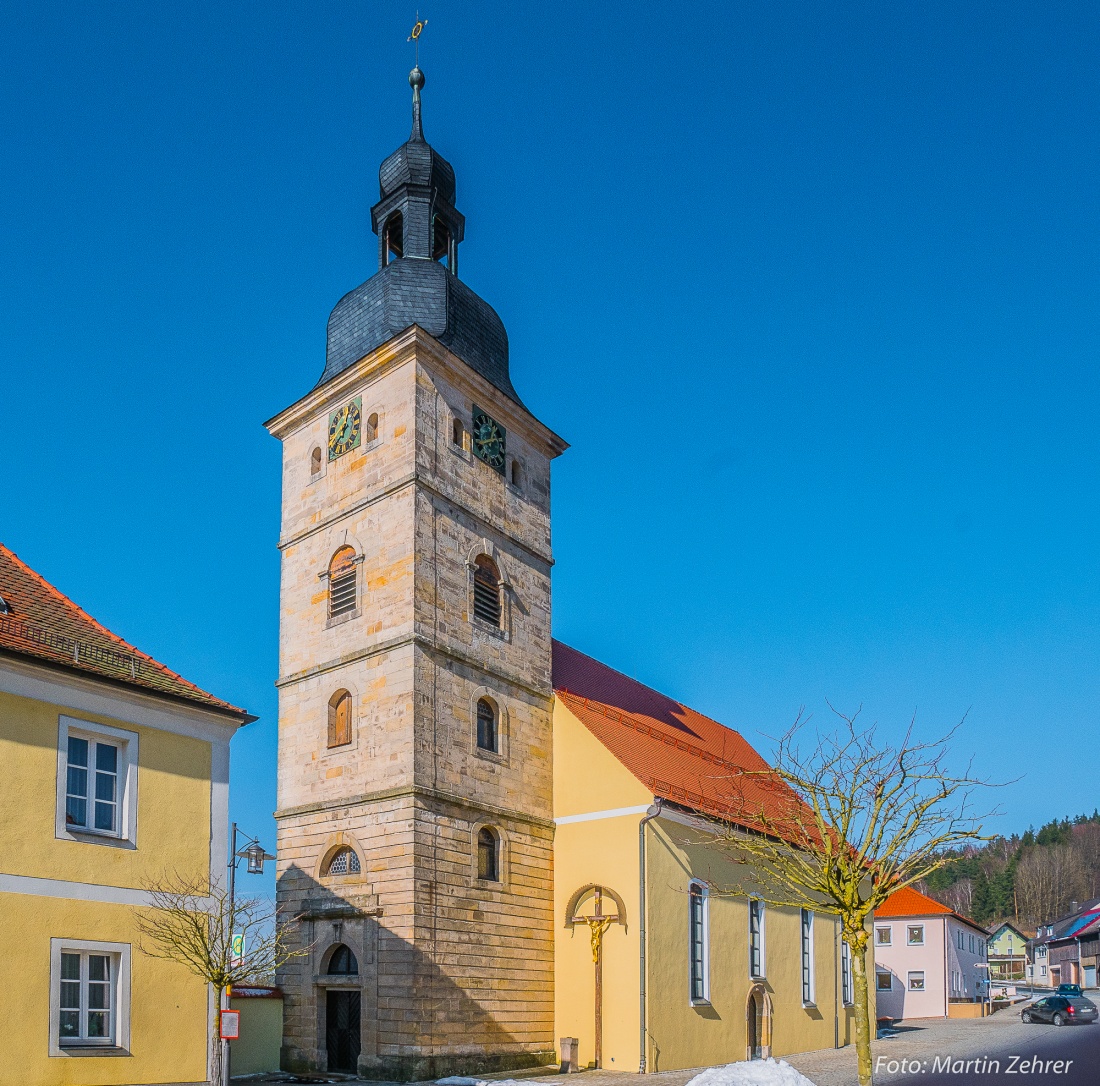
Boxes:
[410,66,425,141]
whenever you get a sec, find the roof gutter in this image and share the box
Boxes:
[638,798,663,1074]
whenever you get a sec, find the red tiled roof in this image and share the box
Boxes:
[552,641,808,836]
[876,885,987,934]
[0,543,252,721]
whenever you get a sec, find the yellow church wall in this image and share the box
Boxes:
[553,698,652,1071]
[0,894,209,1086]
[645,816,854,1071]
[0,688,213,886]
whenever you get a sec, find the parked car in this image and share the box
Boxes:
[1057,984,1084,997]
[1022,996,1098,1026]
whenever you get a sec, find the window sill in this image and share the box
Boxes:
[56,1046,131,1058]
[689,998,711,1008]
[326,607,361,630]
[474,745,508,766]
[472,616,509,642]
[61,828,135,850]
[802,1001,817,1010]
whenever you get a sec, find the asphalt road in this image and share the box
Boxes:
[876,1016,1099,1086]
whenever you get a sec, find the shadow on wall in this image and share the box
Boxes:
[276,864,542,1082]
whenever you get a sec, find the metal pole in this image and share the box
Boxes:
[224,823,237,1086]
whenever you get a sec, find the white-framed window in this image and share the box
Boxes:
[968,934,975,953]
[749,899,766,978]
[908,971,925,992]
[875,926,892,946]
[876,971,892,991]
[957,929,964,950]
[841,940,853,1005]
[800,908,815,1005]
[49,939,130,1055]
[55,717,138,845]
[907,924,924,946]
[688,881,709,1003]
[1041,964,1048,977]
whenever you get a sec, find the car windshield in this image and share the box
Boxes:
[1059,985,1082,995]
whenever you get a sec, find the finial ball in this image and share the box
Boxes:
[409,67,425,90]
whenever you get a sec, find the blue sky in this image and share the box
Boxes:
[3,2,1099,898]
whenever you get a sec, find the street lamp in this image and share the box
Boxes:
[975,962,991,1016]
[223,824,274,1086]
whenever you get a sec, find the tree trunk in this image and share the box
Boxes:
[210,1009,224,1086]
[849,934,874,1086]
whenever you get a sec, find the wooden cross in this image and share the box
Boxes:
[569,887,622,1069]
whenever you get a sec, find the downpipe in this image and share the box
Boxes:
[638,799,663,1073]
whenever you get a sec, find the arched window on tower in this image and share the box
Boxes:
[310,446,323,478]
[452,416,464,448]
[383,212,403,265]
[477,827,500,882]
[328,690,352,748]
[327,943,359,975]
[325,847,361,877]
[365,412,379,444]
[432,215,453,270]
[328,547,358,618]
[472,556,502,627]
[476,697,498,753]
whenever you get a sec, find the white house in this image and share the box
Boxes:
[873,886,989,1020]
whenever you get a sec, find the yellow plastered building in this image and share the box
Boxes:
[0,543,252,1086]
[552,642,857,1073]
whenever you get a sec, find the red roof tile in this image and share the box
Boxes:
[876,885,987,934]
[552,641,807,835]
[0,543,252,721]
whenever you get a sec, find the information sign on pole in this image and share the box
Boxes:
[220,1010,240,1040]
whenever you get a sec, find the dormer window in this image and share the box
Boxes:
[383,212,403,265]
[0,593,9,614]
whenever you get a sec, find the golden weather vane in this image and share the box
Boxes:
[408,13,427,66]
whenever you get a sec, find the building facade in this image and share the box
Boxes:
[268,66,567,1080]
[986,922,1030,982]
[872,887,988,1020]
[0,543,251,1086]
[1031,900,1100,990]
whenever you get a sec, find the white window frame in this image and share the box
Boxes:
[875,925,892,946]
[748,898,766,979]
[688,881,710,1004]
[876,971,892,991]
[841,940,853,1005]
[800,908,816,1005]
[908,970,926,992]
[55,716,139,846]
[49,939,131,1056]
[907,924,925,946]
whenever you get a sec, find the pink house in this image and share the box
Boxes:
[872,886,990,1020]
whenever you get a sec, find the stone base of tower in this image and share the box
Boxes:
[357,1049,556,1082]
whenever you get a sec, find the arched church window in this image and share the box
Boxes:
[383,212,403,265]
[310,446,323,478]
[365,412,379,443]
[328,690,352,748]
[510,459,522,489]
[452,417,464,448]
[327,943,359,975]
[328,547,358,618]
[326,847,361,877]
[477,827,500,882]
[472,556,502,627]
[476,697,498,753]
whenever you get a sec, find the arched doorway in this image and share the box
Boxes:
[324,944,361,1073]
[746,985,773,1060]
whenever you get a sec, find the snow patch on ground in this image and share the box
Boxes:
[685,1057,818,1086]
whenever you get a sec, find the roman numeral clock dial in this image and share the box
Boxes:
[328,396,362,460]
[471,407,506,473]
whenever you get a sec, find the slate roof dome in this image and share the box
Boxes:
[317,67,521,402]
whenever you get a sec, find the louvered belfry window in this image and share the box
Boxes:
[329,546,358,618]
[328,690,352,748]
[473,556,501,627]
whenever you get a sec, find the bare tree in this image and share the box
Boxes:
[714,706,996,1086]
[137,873,303,1086]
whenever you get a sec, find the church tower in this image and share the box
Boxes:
[266,67,567,1079]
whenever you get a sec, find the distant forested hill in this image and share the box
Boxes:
[916,812,1100,928]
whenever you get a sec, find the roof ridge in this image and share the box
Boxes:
[556,688,752,774]
[552,640,741,739]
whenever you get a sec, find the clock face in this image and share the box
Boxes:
[328,397,362,461]
[471,407,506,473]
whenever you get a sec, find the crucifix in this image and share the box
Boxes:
[569,887,622,1069]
